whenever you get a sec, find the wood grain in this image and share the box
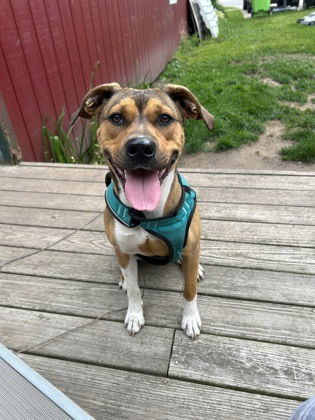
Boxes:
[1,274,315,348]
[0,190,105,212]
[2,165,314,189]
[3,249,119,282]
[3,242,314,287]
[187,172,315,190]
[19,161,315,174]
[194,186,315,207]
[199,240,315,274]
[1,164,315,412]
[201,220,315,247]
[198,202,315,225]
[0,307,173,375]
[0,245,35,267]
[1,200,314,226]
[20,353,299,420]
[1,179,314,207]
[0,224,75,249]
[169,332,315,399]
[2,262,314,309]
[50,223,315,253]
[0,206,99,229]
[0,177,104,196]
[1,217,313,260]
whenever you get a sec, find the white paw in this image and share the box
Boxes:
[181,297,201,339]
[197,264,205,282]
[124,307,145,335]
[181,312,201,339]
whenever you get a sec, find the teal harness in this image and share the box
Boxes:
[105,172,196,265]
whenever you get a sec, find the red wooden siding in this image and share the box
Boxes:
[0,0,188,161]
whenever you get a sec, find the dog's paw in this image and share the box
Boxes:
[197,264,205,282]
[176,256,183,265]
[181,298,201,339]
[181,312,201,339]
[124,307,145,335]
[182,316,201,339]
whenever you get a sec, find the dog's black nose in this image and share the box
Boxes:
[126,137,156,159]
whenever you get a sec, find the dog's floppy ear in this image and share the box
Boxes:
[162,84,215,130]
[70,83,121,127]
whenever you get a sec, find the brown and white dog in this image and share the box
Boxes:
[71,83,214,338]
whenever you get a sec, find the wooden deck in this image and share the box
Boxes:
[0,162,314,419]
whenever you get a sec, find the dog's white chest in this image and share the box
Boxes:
[114,219,155,255]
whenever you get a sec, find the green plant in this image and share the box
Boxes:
[42,111,104,164]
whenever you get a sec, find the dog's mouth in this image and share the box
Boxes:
[107,154,178,212]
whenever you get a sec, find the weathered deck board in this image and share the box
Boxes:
[0,174,315,199]
[18,161,315,174]
[0,190,105,212]
[51,223,315,253]
[0,206,99,229]
[1,164,314,190]
[81,217,315,246]
[0,224,76,249]
[20,354,299,420]
[169,332,315,399]
[1,202,314,227]
[1,186,314,208]
[0,177,105,196]
[187,172,315,190]
[0,307,173,375]
[0,245,35,267]
[199,202,315,225]
[83,203,315,227]
[0,163,314,418]
[1,275,315,348]
[2,263,315,307]
[2,244,314,285]
[1,249,119,280]
[2,220,313,255]
[3,162,315,178]
[2,306,315,400]
[194,186,315,206]
[3,304,315,400]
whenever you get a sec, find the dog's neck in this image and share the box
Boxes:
[116,169,182,218]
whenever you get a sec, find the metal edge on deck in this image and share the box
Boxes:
[0,343,94,420]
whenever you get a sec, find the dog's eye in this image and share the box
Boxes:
[109,113,125,126]
[158,114,174,126]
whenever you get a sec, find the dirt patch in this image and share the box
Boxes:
[281,94,315,111]
[180,120,315,171]
[259,78,282,87]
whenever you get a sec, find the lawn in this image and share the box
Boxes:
[158,9,315,162]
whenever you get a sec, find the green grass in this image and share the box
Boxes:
[158,9,315,162]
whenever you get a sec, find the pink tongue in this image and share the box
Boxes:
[125,169,161,211]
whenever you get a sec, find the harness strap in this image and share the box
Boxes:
[105,171,196,265]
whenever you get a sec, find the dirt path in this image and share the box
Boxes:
[180,120,315,172]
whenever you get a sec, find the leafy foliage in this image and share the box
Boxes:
[42,111,104,164]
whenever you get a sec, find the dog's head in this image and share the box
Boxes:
[71,83,214,211]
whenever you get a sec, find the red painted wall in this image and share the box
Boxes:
[0,0,188,161]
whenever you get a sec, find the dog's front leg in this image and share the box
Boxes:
[181,244,202,339]
[115,249,145,335]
